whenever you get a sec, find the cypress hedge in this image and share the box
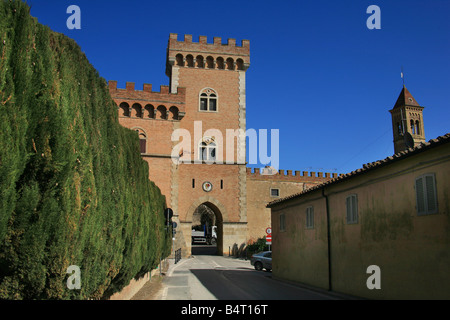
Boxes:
[0,0,171,299]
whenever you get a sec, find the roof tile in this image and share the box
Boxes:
[267,133,450,208]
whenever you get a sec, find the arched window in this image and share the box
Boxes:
[206,56,214,69]
[186,55,194,67]
[169,106,179,120]
[196,55,204,68]
[133,128,147,154]
[157,105,167,119]
[199,88,218,112]
[132,103,142,118]
[198,138,216,162]
[415,120,420,135]
[410,119,416,135]
[176,54,184,66]
[144,104,155,118]
[236,58,244,71]
[216,57,225,69]
[119,102,130,117]
[226,58,234,70]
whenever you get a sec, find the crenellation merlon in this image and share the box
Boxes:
[168,33,250,60]
[246,167,339,182]
[170,33,249,48]
[108,80,186,110]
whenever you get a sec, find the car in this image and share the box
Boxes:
[250,251,272,271]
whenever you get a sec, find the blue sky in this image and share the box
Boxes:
[28,0,450,174]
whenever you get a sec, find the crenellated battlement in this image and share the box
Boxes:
[246,167,341,182]
[109,81,186,99]
[167,33,250,72]
[108,80,186,121]
[169,33,250,50]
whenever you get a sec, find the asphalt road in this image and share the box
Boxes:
[158,246,340,300]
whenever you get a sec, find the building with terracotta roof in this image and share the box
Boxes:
[267,87,450,299]
[389,85,426,153]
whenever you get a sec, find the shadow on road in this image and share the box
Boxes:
[189,269,334,300]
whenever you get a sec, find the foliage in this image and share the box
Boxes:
[245,237,270,256]
[230,237,270,259]
[0,0,171,299]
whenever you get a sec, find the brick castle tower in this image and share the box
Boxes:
[165,34,250,256]
[109,34,334,257]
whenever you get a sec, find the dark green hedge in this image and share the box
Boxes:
[0,0,171,299]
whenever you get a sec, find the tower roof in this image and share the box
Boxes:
[393,85,421,109]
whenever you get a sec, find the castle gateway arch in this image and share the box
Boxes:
[178,195,247,256]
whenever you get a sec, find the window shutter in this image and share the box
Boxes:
[352,195,358,223]
[139,139,146,154]
[307,208,309,227]
[308,207,311,228]
[415,177,425,214]
[346,195,358,224]
[306,208,308,227]
[346,196,351,223]
[425,175,437,213]
[306,207,313,228]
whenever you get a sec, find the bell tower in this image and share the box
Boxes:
[389,86,426,154]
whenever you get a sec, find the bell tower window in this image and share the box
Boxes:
[410,120,416,134]
[199,88,218,112]
[415,120,421,135]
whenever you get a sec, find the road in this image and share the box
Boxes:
[157,245,341,300]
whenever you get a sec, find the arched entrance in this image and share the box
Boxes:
[190,201,224,256]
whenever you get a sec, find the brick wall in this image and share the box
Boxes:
[246,168,334,241]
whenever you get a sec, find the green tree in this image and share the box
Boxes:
[0,0,171,299]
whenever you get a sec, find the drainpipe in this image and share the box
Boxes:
[322,187,332,292]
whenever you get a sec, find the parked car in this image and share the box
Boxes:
[250,251,272,271]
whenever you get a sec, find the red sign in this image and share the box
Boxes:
[266,234,272,243]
